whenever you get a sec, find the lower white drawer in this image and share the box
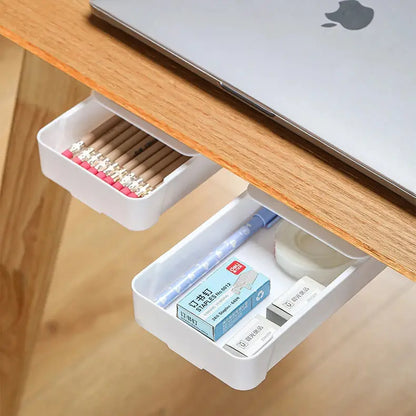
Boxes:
[37,93,220,230]
[132,185,384,390]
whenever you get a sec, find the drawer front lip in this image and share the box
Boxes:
[248,184,367,259]
[266,257,385,371]
[37,95,220,230]
[132,191,385,390]
[133,294,272,390]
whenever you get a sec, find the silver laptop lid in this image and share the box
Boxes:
[91,0,416,200]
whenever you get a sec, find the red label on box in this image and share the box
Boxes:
[227,261,246,275]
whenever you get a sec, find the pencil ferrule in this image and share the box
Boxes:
[120,173,137,187]
[69,140,85,154]
[87,153,103,166]
[78,147,95,161]
[110,168,127,181]
[104,163,119,176]
[95,158,111,172]
[135,184,153,197]
[128,179,145,193]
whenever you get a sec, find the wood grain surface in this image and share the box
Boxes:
[0,1,414,279]
[0,51,89,416]
[0,36,22,178]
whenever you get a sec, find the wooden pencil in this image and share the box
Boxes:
[62,115,123,158]
[122,141,165,171]
[146,155,189,187]
[78,125,140,170]
[127,155,189,198]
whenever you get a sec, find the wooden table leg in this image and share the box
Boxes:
[0,51,89,416]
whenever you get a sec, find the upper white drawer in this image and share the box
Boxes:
[37,93,220,230]
[132,186,385,390]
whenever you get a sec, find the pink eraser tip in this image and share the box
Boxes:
[104,177,115,185]
[121,187,131,195]
[88,167,98,175]
[128,192,139,198]
[96,172,107,179]
[62,149,73,159]
[113,182,124,190]
[72,156,82,164]
[80,161,91,169]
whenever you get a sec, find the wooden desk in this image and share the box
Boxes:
[0,1,414,415]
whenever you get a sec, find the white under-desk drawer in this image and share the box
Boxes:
[132,185,384,390]
[37,92,220,230]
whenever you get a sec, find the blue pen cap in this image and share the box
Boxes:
[253,207,280,228]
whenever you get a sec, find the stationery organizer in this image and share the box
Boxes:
[132,186,385,390]
[37,93,385,391]
[37,92,220,230]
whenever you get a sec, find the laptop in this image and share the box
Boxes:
[90,0,416,203]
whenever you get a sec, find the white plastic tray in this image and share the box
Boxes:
[37,93,220,230]
[132,186,384,390]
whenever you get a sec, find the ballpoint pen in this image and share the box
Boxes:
[155,207,280,308]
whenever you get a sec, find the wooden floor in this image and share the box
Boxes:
[1,37,416,416]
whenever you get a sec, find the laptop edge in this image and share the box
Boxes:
[91,3,416,204]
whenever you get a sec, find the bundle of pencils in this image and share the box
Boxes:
[62,115,189,198]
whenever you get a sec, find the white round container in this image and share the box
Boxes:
[274,220,353,285]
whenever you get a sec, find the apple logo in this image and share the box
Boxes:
[322,0,374,30]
